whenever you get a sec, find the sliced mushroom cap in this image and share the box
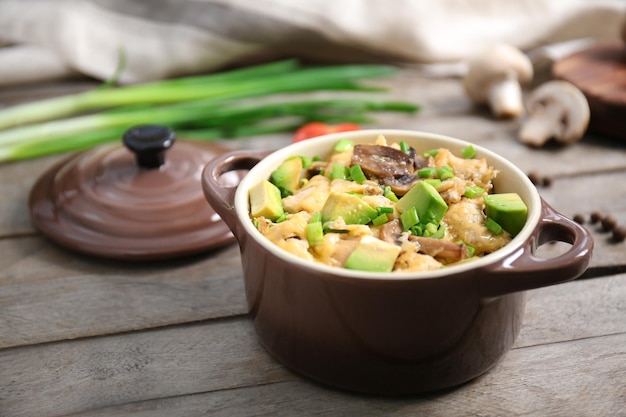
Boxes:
[379,219,403,244]
[408,236,470,263]
[379,219,469,263]
[518,80,590,147]
[463,44,534,118]
[351,144,425,195]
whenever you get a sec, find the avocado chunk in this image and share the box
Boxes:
[484,193,527,237]
[396,180,448,226]
[344,236,401,272]
[270,156,303,197]
[249,180,284,221]
[321,192,378,225]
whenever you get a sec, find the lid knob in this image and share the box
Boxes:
[123,125,176,169]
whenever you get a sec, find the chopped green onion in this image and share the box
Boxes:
[309,212,322,223]
[436,165,454,180]
[418,167,436,178]
[306,214,324,246]
[410,225,423,236]
[464,186,485,198]
[275,213,288,223]
[400,207,420,231]
[334,139,354,152]
[306,222,324,245]
[349,164,367,183]
[399,141,410,154]
[383,186,398,202]
[430,224,445,239]
[485,217,504,235]
[372,213,390,226]
[329,163,349,180]
[423,222,438,236]
[423,149,439,157]
[377,206,394,214]
[300,156,312,169]
[462,144,477,159]
[0,60,421,162]
[457,240,475,257]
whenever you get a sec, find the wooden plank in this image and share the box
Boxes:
[517,273,626,347]
[533,170,626,269]
[0,318,296,417]
[0,154,67,237]
[0,274,624,417]
[0,239,247,348]
[61,334,626,417]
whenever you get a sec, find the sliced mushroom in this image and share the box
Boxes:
[463,44,534,118]
[379,219,403,244]
[408,236,470,263]
[379,219,469,263]
[305,160,327,178]
[518,80,590,147]
[351,144,425,195]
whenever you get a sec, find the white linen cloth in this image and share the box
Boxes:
[0,0,624,85]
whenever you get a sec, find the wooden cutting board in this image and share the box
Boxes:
[552,40,626,141]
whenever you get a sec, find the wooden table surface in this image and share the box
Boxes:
[0,67,625,417]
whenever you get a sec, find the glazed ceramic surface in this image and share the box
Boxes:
[30,128,236,260]
[202,129,593,394]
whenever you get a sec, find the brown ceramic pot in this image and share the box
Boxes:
[201,129,593,395]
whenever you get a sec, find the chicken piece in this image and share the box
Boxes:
[434,149,497,191]
[323,217,373,238]
[258,211,312,261]
[282,175,330,213]
[329,149,354,167]
[311,233,359,267]
[275,237,314,262]
[394,240,443,272]
[330,178,382,196]
[437,176,466,205]
[444,198,510,256]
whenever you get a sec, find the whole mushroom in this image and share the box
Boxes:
[463,44,534,118]
[518,80,590,147]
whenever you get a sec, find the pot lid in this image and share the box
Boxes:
[29,125,238,260]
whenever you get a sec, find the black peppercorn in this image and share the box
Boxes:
[590,211,603,224]
[601,215,618,232]
[612,226,626,243]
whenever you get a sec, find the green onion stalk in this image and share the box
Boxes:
[0,59,420,162]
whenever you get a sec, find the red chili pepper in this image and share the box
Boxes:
[292,122,361,143]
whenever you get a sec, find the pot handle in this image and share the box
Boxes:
[478,198,593,297]
[201,149,271,237]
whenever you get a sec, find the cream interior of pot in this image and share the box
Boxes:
[234,129,541,279]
